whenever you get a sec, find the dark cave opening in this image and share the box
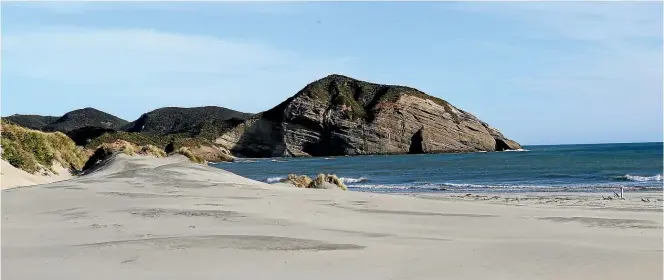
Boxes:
[494,138,510,151]
[408,129,424,154]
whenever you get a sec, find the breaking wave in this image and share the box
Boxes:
[503,149,530,152]
[617,174,663,182]
[265,176,368,184]
[349,182,660,193]
[340,177,369,183]
[265,176,286,183]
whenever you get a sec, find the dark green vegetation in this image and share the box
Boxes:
[43,107,129,133]
[123,106,251,135]
[66,127,117,146]
[263,74,455,122]
[2,114,59,130]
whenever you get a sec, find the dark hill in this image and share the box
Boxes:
[65,126,117,146]
[2,114,60,130]
[216,74,522,157]
[122,106,252,136]
[43,108,128,133]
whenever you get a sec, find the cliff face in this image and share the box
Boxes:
[216,74,521,157]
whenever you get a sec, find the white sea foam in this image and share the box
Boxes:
[503,149,529,152]
[623,174,663,182]
[349,182,656,192]
[265,176,286,183]
[439,183,542,189]
[350,185,411,190]
[340,177,369,183]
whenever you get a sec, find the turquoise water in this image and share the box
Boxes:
[211,143,663,193]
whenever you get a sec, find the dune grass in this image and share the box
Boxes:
[86,131,230,163]
[97,140,172,159]
[1,120,88,174]
[139,144,167,158]
[176,147,206,164]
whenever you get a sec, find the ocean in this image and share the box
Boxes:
[211,142,663,193]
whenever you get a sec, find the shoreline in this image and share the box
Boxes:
[2,155,662,280]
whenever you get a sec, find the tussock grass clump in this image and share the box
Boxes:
[176,147,206,164]
[99,140,138,156]
[85,131,165,149]
[169,142,234,163]
[91,138,214,165]
[97,140,168,158]
[1,121,88,174]
[87,131,232,163]
[283,173,347,190]
[139,144,166,158]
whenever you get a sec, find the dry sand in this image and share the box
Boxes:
[1,160,73,189]
[1,154,662,280]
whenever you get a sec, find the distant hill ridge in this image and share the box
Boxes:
[3,114,60,130]
[43,107,128,133]
[122,106,252,135]
[2,106,252,136]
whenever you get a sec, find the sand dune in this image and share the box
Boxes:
[1,160,73,189]
[2,154,662,280]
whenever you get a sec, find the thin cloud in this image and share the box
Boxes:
[1,27,356,114]
[2,2,305,15]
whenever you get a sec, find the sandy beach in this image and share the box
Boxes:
[1,154,662,280]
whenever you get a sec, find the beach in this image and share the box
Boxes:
[2,154,662,280]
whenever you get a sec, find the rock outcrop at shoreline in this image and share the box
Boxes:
[216,74,522,157]
[278,173,348,190]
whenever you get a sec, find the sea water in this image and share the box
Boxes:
[211,142,663,193]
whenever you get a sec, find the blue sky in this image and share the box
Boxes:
[1,2,662,145]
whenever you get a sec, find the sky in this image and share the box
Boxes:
[1,1,662,145]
